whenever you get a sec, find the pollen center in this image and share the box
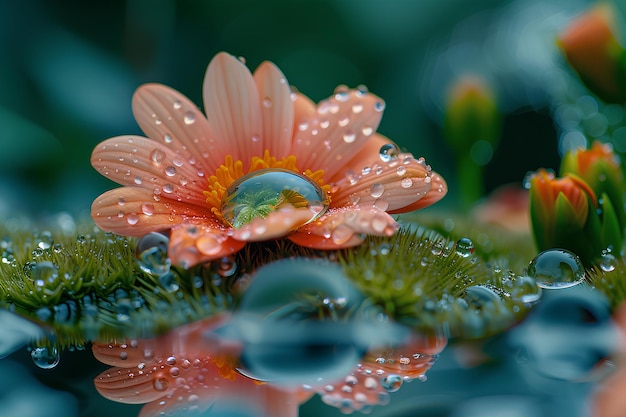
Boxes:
[204,151,330,228]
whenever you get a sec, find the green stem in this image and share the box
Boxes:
[457,157,484,210]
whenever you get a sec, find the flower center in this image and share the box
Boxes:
[204,151,330,228]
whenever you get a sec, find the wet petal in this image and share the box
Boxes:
[388,170,448,214]
[169,223,245,268]
[92,342,154,368]
[94,365,176,404]
[132,83,223,174]
[253,61,294,159]
[91,187,214,237]
[91,135,208,207]
[292,88,384,179]
[292,92,317,137]
[203,52,263,168]
[289,207,398,249]
[231,207,319,242]
[331,152,434,212]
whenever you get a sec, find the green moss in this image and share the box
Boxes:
[1,215,542,352]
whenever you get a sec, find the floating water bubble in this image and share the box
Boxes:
[136,232,171,276]
[379,144,399,162]
[455,237,475,257]
[232,258,371,383]
[221,168,329,229]
[527,249,585,289]
[31,345,60,369]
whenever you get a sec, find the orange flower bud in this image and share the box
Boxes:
[557,3,626,103]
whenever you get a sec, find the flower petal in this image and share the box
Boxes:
[94,365,176,404]
[330,153,434,212]
[292,92,317,134]
[169,223,245,268]
[231,207,318,242]
[132,83,223,174]
[92,342,154,368]
[289,207,398,249]
[91,135,209,207]
[91,187,214,237]
[253,61,294,159]
[388,170,448,213]
[292,88,384,179]
[203,52,263,168]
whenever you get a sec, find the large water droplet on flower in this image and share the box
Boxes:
[455,237,475,257]
[221,169,329,229]
[31,345,60,369]
[527,249,585,289]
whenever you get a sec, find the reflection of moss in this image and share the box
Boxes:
[1,216,542,352]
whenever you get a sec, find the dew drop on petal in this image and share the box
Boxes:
[262,97,272,107]
[173,100,182,110]
[153,375,169,392]
[400,178,413,188]
[332,224,355,245]
[151,149,166,165]
[381,374,403,392]
[165,166,176,177]
[343,130,356,143]
[362,126,374,136]
[126,214,139,225]
[164,134,173,144]
[374,101,386,112]
[379,144,399,162]
[527,249,585,289]
[183,111,196,124]
[163,184,174,194]
[141,203,155,216]
[196,234,222,256]
[370,183,385,198]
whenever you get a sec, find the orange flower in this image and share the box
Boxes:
[91,52,447,267]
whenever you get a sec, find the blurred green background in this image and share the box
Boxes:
[0,0,603,219]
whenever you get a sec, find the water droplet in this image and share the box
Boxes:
[455,237,475,257]
[400,178,412,188]
[379,144,399,162]
[511,275,542,304]
[173,100,182,110]
[31,346,60,369]
[165,166,176,176]
[164,134,173,144]
[343,130,356,143]
[527,249,585,289]
[463,285,501,309]
[136,232,171,276]
[374,101,386,112]
[153,375,169,391]
[150,149,166,165]
[141,203,155,216]
[600,252,617,272]
[262,97,272,107]
[36,231,54,250]
[352,103,364,114]
[218,256,238,277]
[134,176,143,185]
[362,126,374,136]
[163,183,174,194]
[221,169,329,229]
[32,261,59,285]
[370,183,385,198]
[126,213,139,225]
[183,111,196,124]
[235,258,368,384]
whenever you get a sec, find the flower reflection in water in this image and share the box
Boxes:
[92,257,447,415]
[92,313,446,416]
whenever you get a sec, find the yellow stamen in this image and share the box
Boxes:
[204,150,331,212]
